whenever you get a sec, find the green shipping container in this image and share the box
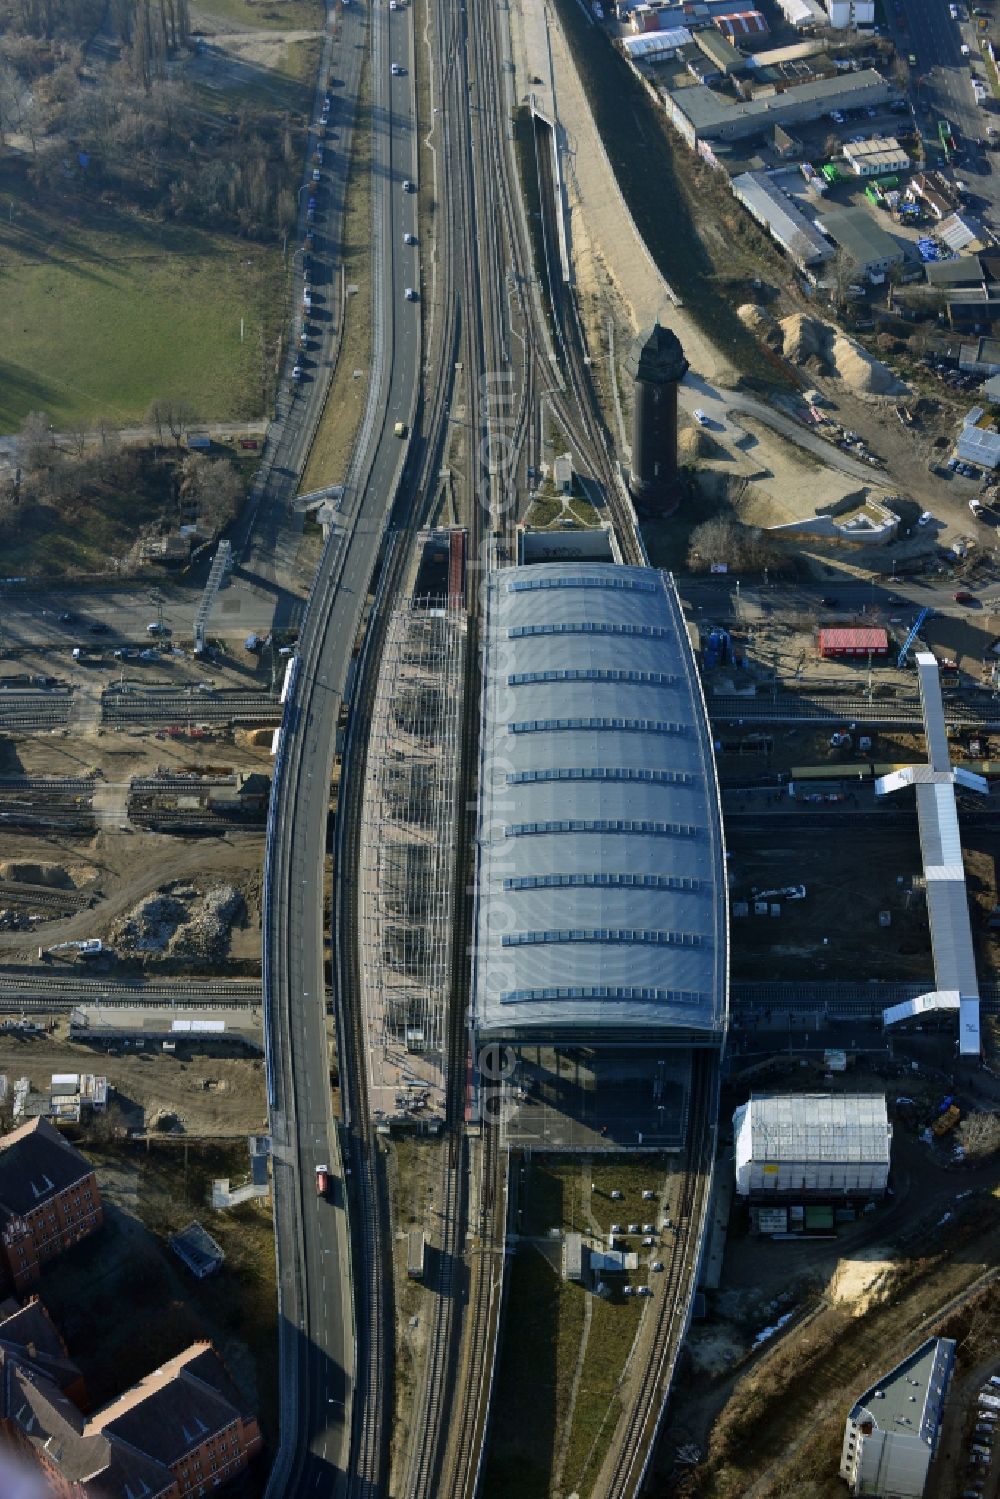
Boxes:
[804,1204,835,1230]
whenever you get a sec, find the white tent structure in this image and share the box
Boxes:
[733,1093,891,1197]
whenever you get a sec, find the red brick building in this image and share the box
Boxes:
[0,1336,263,1497]
[818,627,889,659]
[0,1118,103,1291]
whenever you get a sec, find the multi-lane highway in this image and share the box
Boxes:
[261,0,422,1493]
[894,0,998,210]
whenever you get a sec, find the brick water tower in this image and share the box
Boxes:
[625,321,688,514]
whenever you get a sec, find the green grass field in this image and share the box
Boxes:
[0,5,323,435]
[0,202,279,431]
[197,0,324,32]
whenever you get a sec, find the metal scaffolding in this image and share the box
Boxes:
[359,600,468,1125]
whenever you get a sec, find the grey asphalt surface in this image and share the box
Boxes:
[262,0,421,1493]
[895,0,998,207]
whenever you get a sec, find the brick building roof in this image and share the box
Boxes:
[819,627,889,653]
[0,1336,257,1495]
[0,1296,82,1396]
[92,1344,255,1463]
[0,1118,95,1219]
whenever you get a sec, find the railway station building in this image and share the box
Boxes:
[471,563,728,1150]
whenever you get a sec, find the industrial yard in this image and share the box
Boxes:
[5,0,1000,1483]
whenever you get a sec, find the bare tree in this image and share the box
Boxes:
[18,409,55,470]
[959,1111,1000,1160]
[687,514,783,575]
[145,396,197,449]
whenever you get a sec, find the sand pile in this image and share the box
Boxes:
[778,313,827,365]
[828,1249,896,1317]
[776,314,909,397]
[738,303,781,344]
[678,426,724,462]
[830,332,909,396]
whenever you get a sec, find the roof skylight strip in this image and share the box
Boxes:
[509,718,687,735]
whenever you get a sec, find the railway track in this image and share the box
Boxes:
[0,882,93,913]
[0,702,73,729]
[709,692,1000,726]
[102,690,282,725]
[595,1053,716,1499]
[0,972,260,999]
[398,0,525,1488]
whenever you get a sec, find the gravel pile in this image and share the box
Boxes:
[169,885,245,963]
[112,883,245,961]
[113,893,189,952]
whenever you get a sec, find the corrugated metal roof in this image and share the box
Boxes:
[819,627,888,652]
[473,564,727,1039]
[716,9,769,34]
[621,28,692,57]
[915,653,951,772]
[880,654,980,1055]
[731,172,833,266]
[739,1093,891,1163]
[957,423,1000,468]
[938,212,982,253]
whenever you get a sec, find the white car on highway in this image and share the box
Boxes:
[693,408,710,426]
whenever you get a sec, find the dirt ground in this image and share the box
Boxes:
[726,821,927,982]
[0,822,263,968]
[512,0,736,389]
[664,1103,1000,1499]
[0,726,274,780]
[0,1031,267,1134]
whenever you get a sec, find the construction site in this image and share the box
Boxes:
[358,595,468,1128]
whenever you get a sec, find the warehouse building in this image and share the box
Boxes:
[659,68,890,146]
[840,1338,955,1498]
[693,27,745,74]
[825,0,875,26]
[715,11,770,40]
[820,206,905,282]
[731,171,834,269]
[621,27,692,61]
[957,405,1000,468]
[733,1093,892,1198]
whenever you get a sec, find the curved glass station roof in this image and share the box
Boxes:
[473,564,728,1041]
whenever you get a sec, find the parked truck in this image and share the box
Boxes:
[932,1104,961,1137]
[315,1164,330,1198]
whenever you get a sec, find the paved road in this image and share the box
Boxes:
[894,0,998,212]
[677,377,885,485]
[263,0,421,1491]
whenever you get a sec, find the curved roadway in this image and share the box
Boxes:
[262,0,421,1491]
